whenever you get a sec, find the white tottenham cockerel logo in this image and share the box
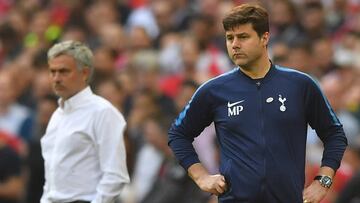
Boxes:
[278,95,287,112]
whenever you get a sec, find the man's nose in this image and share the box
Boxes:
[232,38,241,49]
[52,72,61,82]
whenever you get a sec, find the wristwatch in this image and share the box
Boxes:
[314,175,333,188]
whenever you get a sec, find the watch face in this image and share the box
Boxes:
[321,176,332,187]
[324,177,331,183]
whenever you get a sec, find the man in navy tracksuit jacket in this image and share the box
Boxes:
[168,3,347,203]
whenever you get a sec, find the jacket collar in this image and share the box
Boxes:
[237,61,277,84]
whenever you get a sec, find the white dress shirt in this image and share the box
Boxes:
[40,87,129,203]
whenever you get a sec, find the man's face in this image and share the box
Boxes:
[48,54,89,100]
[225,23,268,68]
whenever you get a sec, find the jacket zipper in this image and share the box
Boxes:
[256,81,266,199]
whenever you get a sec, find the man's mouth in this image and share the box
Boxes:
[233,53,246,58]
[54,84,65,90]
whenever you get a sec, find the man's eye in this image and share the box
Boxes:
[59,69,70,74]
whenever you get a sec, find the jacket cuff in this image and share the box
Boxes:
[181,155,201,171]
[321,159,340,172]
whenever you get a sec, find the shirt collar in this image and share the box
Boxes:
[58,86,92,113]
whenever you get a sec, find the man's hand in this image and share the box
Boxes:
[188,163,228,196]
[196,174,227,195]
[303,166,334,203]
[303,180,329,203]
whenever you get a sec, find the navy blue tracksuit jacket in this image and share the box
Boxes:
[168,64,347,203]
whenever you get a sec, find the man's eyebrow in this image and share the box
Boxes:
[235,32,249,35]
[49,66,68,71]
[226,31,248,35]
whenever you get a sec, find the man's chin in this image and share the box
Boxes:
[232,56,245,63]
[234,60,248,67]
[53,90,65,98]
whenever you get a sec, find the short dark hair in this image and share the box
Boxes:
[222,3,269,37]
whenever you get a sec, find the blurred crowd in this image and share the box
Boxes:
[0,0,359,203]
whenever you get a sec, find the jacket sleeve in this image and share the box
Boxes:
[305,77,348,171]
[168,84,214,170]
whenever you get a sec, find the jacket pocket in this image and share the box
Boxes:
[219,159,233,199]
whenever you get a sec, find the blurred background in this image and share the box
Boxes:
[0,0,359,203]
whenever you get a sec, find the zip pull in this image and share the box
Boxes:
[256,81,261,89]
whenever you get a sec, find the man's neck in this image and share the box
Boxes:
[240,57,271,79]
[59,86,89,109]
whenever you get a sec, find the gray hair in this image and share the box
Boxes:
[48,40,94,83]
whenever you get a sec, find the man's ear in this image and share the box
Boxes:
[261,32,270,46]
[82,68,90,82]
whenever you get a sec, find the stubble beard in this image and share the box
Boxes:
[233,57,252,70]
[234,52,263,71]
